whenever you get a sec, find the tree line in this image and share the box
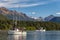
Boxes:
[0,20,60,31]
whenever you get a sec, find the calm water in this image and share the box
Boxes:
[0,31,60,40]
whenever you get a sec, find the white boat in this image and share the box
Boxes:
[40,27,46,31]
[40,27,46,32]
[8,29,27,36]
[36,29,46,32]
[8,12,27,36]
[36,27,46,32]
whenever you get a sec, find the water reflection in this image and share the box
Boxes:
[45,31,60,40]
[8,34,26,40]
[27,31,46,40]
[7,31,60,40]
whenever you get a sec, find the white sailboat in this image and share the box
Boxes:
[39,27,46,32]
[8,29,27,35]
[36,27,46,32]
[8,12,27,36]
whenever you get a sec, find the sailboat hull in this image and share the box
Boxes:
[8,30,27,36]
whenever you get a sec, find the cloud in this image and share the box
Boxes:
[56,12,60,14]
[0,0,60,8]
[1,0,29,3]
[0,2,48,8]
[32,12,36,14]
[19,2,48,7]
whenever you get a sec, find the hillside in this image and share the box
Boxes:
[0,7,34,21]
[0,14,7,20]
[0,7,60,30]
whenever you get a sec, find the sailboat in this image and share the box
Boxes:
[39,27,46,32]
[8,13,27,36]
[36,27,46,32]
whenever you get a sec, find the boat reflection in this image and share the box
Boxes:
[8,34,26,40]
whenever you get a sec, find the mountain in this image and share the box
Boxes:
[49,17,60,23]
[44,15,60,23]
[35,17,43,21]
[0,7,34,21]
[30,16,44,21]
[44,15,54,21]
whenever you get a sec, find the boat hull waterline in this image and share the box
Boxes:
[8,30,27,36]
[36,29,46,32]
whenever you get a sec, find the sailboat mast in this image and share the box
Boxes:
[15,16,17,27]
[13,13,14,25]
[12,11,17,29]
[12,12,15,30]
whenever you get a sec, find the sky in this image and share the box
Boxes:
[0,0,60,18]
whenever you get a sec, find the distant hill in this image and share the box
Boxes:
[49,17,60,23]
[44,15,54,21]
[35,17,43,21]
[44,15,60,23]
[0,7,34,21]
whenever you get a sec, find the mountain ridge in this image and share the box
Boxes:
[0,7,35,21]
